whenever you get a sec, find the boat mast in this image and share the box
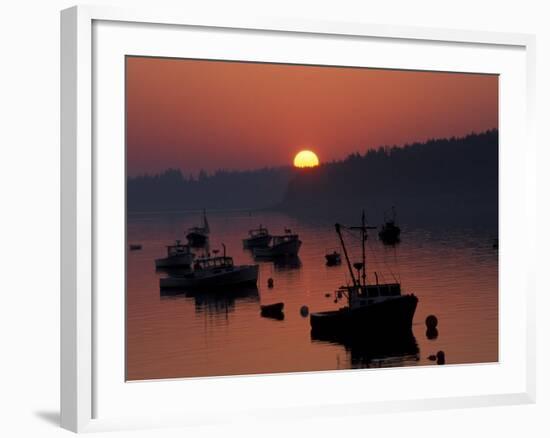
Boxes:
[349,210,376,286]
[203,209,210,233]
[361,210,366,286]
[335,223,357,287]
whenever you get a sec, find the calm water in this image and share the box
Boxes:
[126,210,498,380]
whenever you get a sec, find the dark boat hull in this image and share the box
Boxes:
[159,265,259,290]
[310,294,418,335]
[243,234,272,249]
[253,239,302,258]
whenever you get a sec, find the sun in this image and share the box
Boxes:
[293,150,320,168]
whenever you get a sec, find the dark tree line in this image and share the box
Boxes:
[127,166,294,211]
[281,130,498,226]
[127,130,498,227]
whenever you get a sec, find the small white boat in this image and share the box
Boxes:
[243,225,272,248]
[155,240,194,269]
[160,253,259,289]
[253,231,302,258]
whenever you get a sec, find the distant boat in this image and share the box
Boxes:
[325,250,341,266]
[159,245,258,290]
[242,225,272,249]
[129,244,142,251]
[378,206,401,244]
[253,230,302,258]
[155,240,194,269]
[310,211,418,335]
[186,209,210,247]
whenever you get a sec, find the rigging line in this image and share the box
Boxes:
[344,219,402,285]
[367,239,398,284]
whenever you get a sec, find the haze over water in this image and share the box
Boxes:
[126,210,498,380]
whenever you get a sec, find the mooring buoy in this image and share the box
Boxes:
[425,315,438,329]
[426,327,439,340]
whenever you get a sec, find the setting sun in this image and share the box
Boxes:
[293,150,320,168]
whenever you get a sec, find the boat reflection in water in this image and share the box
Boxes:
[311,329,419,368]
[160,285,260,315]
[272,255,302,271]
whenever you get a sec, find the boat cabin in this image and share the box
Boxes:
[361,283,401,297]
[166,241,192,257]
[272,234,299,245]
[249,226,269,237]
[194,256,234,271]
[347,283,402,308]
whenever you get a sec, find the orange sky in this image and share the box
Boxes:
[126,56,498,177]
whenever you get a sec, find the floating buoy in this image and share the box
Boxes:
[436,351,445,365]
[300,305,309,317]
[426,327,439,340]
[267,278,274,288]
[425,315,438,329]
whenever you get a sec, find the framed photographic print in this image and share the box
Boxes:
[61,5,536,433]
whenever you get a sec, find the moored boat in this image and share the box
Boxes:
[155,240,194,269]
[243,225,272,248]
[325,250,341,266]
[253,230,302,258]
[159,246,259,290]
[310,212,418,336]
[186,209,210,247]
[378,206,401,244]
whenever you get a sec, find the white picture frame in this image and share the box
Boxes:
[60,4,536,433]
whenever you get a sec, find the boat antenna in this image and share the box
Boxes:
[222,243,226,258]
[335,223,357,287]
